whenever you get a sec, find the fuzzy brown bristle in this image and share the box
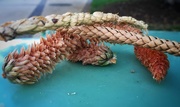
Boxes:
[134,46,169,82]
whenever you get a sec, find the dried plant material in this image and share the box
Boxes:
[134,46,169,82]
[2,33,65,84]
[2,31,116,84]
[0,12,147,41]
[0,12,179,55]
[0,12,178,84]
[68,43,116,66]
[57,25,180,56]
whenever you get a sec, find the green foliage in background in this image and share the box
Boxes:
[91,0,127,12]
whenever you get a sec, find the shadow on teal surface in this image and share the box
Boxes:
[0,31,180,107]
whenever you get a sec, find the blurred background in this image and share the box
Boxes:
[91,0,180,31]
[0,0,179,31]
[0,0,91,24]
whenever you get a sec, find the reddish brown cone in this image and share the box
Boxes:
[134,46,169,82]
[2,31,116,84]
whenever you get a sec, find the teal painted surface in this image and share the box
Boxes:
[0,31,180,107]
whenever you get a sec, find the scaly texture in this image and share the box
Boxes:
[0,12,177,84]
[111,22,170,81]
[0,12,179,56]
[0,12,147,41]
[2,34,66,84]
[57,25,180,56]
[68,43,116,65]
[2,31,116,84]
[134,46,169,81]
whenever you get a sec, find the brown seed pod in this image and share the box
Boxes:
[2,33,66,84]
[2,31,116,84]
[134,46,169,82]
